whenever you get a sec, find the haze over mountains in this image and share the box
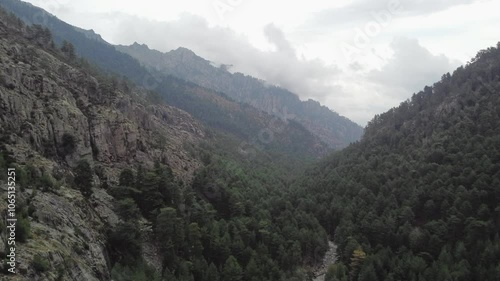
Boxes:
[0,0,363,149]
[18,0,500,125]
[116,43,362,148]
[0,0,499,281]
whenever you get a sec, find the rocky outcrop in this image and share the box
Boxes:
[0,25,205,183]
[0,17,204,281]
[0,184,118,281]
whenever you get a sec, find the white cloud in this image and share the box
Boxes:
[112,14,342,101]
[309,0,480,28]
[20,0,500,125]
[367,37,461,95]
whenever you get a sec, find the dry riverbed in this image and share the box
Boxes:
[312,241,337,281]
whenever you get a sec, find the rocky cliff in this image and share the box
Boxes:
[0,14,204,280]
[0,21,205,181]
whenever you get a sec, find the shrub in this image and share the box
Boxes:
[115,198,141,221]
[32,254,49,272]
[56,264,65,281]
[108,185,141,201]
[39,172,55,190]
[74,160,93,198]
[16,166,29,189]
[27,204,36,217]
[119,169,135,187]
[59,133,77,157]
[16,216,31,243]
[111,261,161,281]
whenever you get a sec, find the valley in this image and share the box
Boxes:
[0,1,499,281]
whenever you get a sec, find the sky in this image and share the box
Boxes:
[24,0,500,125]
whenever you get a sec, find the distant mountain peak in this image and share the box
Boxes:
[131,41,149,48]
[169,47,200,59]
[73,27,107,43]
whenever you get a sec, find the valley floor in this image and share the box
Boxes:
[313,241,337,281]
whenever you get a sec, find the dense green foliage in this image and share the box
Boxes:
[295,44,500,281]
[107,151,327,281]
[0,9,329,280]
[74,160,93,198]
[3,2,500,280]
[32,254,50,272]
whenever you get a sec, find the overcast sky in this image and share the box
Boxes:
[24,0,500,125]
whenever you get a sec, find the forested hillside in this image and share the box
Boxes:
[294,43,500,281]
[1,1,500,281]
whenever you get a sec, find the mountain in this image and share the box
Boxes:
[294,43,500,280]
[0,0,363,150]
[0,0,329,163]
[4,1,499,281]
[0,6,329,281]
[0,0,152,80]
[116,43,363,149]
[0,10,204,280]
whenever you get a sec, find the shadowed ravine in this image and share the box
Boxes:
[313,241,337,281]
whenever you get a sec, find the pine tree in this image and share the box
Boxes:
[74,159,93,198]
[222,256,242,281]
[61,40,76,60]
[325,263,348,281]
[206,262,220,281]
[119,168,135,187]
[357,262,378,281]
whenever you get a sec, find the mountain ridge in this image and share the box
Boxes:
[0,0,362,150]
[116,42,364,149]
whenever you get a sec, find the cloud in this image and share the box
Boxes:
[366,37,461,97]
[112,14,343,101]
[108,14,464,125]
[309,0,480,28]
[320,37,462,125]
[25,0,475,126]
[263,24,295,56]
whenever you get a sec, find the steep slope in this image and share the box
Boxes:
[116,43,363,149]
[0,0,328,163]
[0,0,151,81]
[294,44,500,281]
[156,75,328,163]
[0,9,205,281]
[0,8,330,281]
[0,21,204,182]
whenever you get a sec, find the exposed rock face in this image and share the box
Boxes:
[0,184,119,281]
[0,23,204,183]
[0,18,204,281]
[312,241,338,281]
